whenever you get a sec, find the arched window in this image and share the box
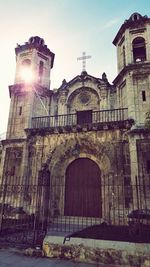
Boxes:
[22,59,31,66]
[132,37,146,63]
[39,61,44,83]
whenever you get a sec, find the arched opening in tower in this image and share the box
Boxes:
[132,37,146,63]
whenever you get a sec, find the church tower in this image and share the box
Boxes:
[6,36,55,139]
[113,13,150,182]
[113,13,150,127]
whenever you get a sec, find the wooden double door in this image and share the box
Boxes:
[64,158,102,217]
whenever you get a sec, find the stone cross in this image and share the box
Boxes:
[77,52,91,72]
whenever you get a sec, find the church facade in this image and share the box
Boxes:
[0,13,150,230]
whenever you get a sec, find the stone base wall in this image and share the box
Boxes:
[43,236,150,267]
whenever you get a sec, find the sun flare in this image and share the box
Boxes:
[20,67,33,83]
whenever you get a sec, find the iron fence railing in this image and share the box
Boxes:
[31,108,128,129]
[0,174,149,240]
[0,179,49,246]
[48,175,150,233]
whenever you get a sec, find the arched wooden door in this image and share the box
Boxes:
[64,158,102,217]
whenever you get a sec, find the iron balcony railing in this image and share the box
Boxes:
[31,108,128,129]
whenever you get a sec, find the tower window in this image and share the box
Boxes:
[142,91,146,101]
[19,106,22,115]
[39,61,44,83]
[147,160,150,173]
[132,37,146,63]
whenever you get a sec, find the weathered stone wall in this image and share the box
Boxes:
[24,127,131,221]
[43,236,150,266]
[137,138,150,174]
[27,128,129,177]
[136,138,150,208]
[0,140,26,182]
[6,89,35,139]
[115,69,150,127]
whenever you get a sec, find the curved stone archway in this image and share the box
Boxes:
[67,87,100,113]
[45,136,112,217]
[64,157,102,218]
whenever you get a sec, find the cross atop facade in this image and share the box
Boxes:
[77,52,91,72]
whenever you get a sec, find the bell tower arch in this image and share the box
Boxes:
[7,36,55,139]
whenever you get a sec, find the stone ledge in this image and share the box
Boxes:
[43,236,150,266]
[26,119,133,136]
[1,138,26,145]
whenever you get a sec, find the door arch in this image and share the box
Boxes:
[64,158,102,217]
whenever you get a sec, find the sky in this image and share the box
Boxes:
[0,0,150,137]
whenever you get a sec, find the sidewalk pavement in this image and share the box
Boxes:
[0,247,107,267]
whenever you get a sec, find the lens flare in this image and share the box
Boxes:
[20,67,33,83]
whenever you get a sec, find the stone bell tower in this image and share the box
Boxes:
[6,36,55,139]
[113,13,150,184]
[113,13,150,127]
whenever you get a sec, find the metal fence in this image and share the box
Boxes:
[47,174,150,233]
[0,174,149,246]
[31,108,128,129]
[0,178,49,246]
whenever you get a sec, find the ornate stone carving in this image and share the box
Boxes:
[78,92,91,105]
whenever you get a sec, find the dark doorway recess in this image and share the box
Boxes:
[77,110,92,124]
[64,158,102,217]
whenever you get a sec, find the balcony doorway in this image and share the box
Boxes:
[77,110,92,124]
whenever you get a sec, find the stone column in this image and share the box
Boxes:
[128,133,139,209]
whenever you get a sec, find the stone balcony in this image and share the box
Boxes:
[28,108,133,134]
